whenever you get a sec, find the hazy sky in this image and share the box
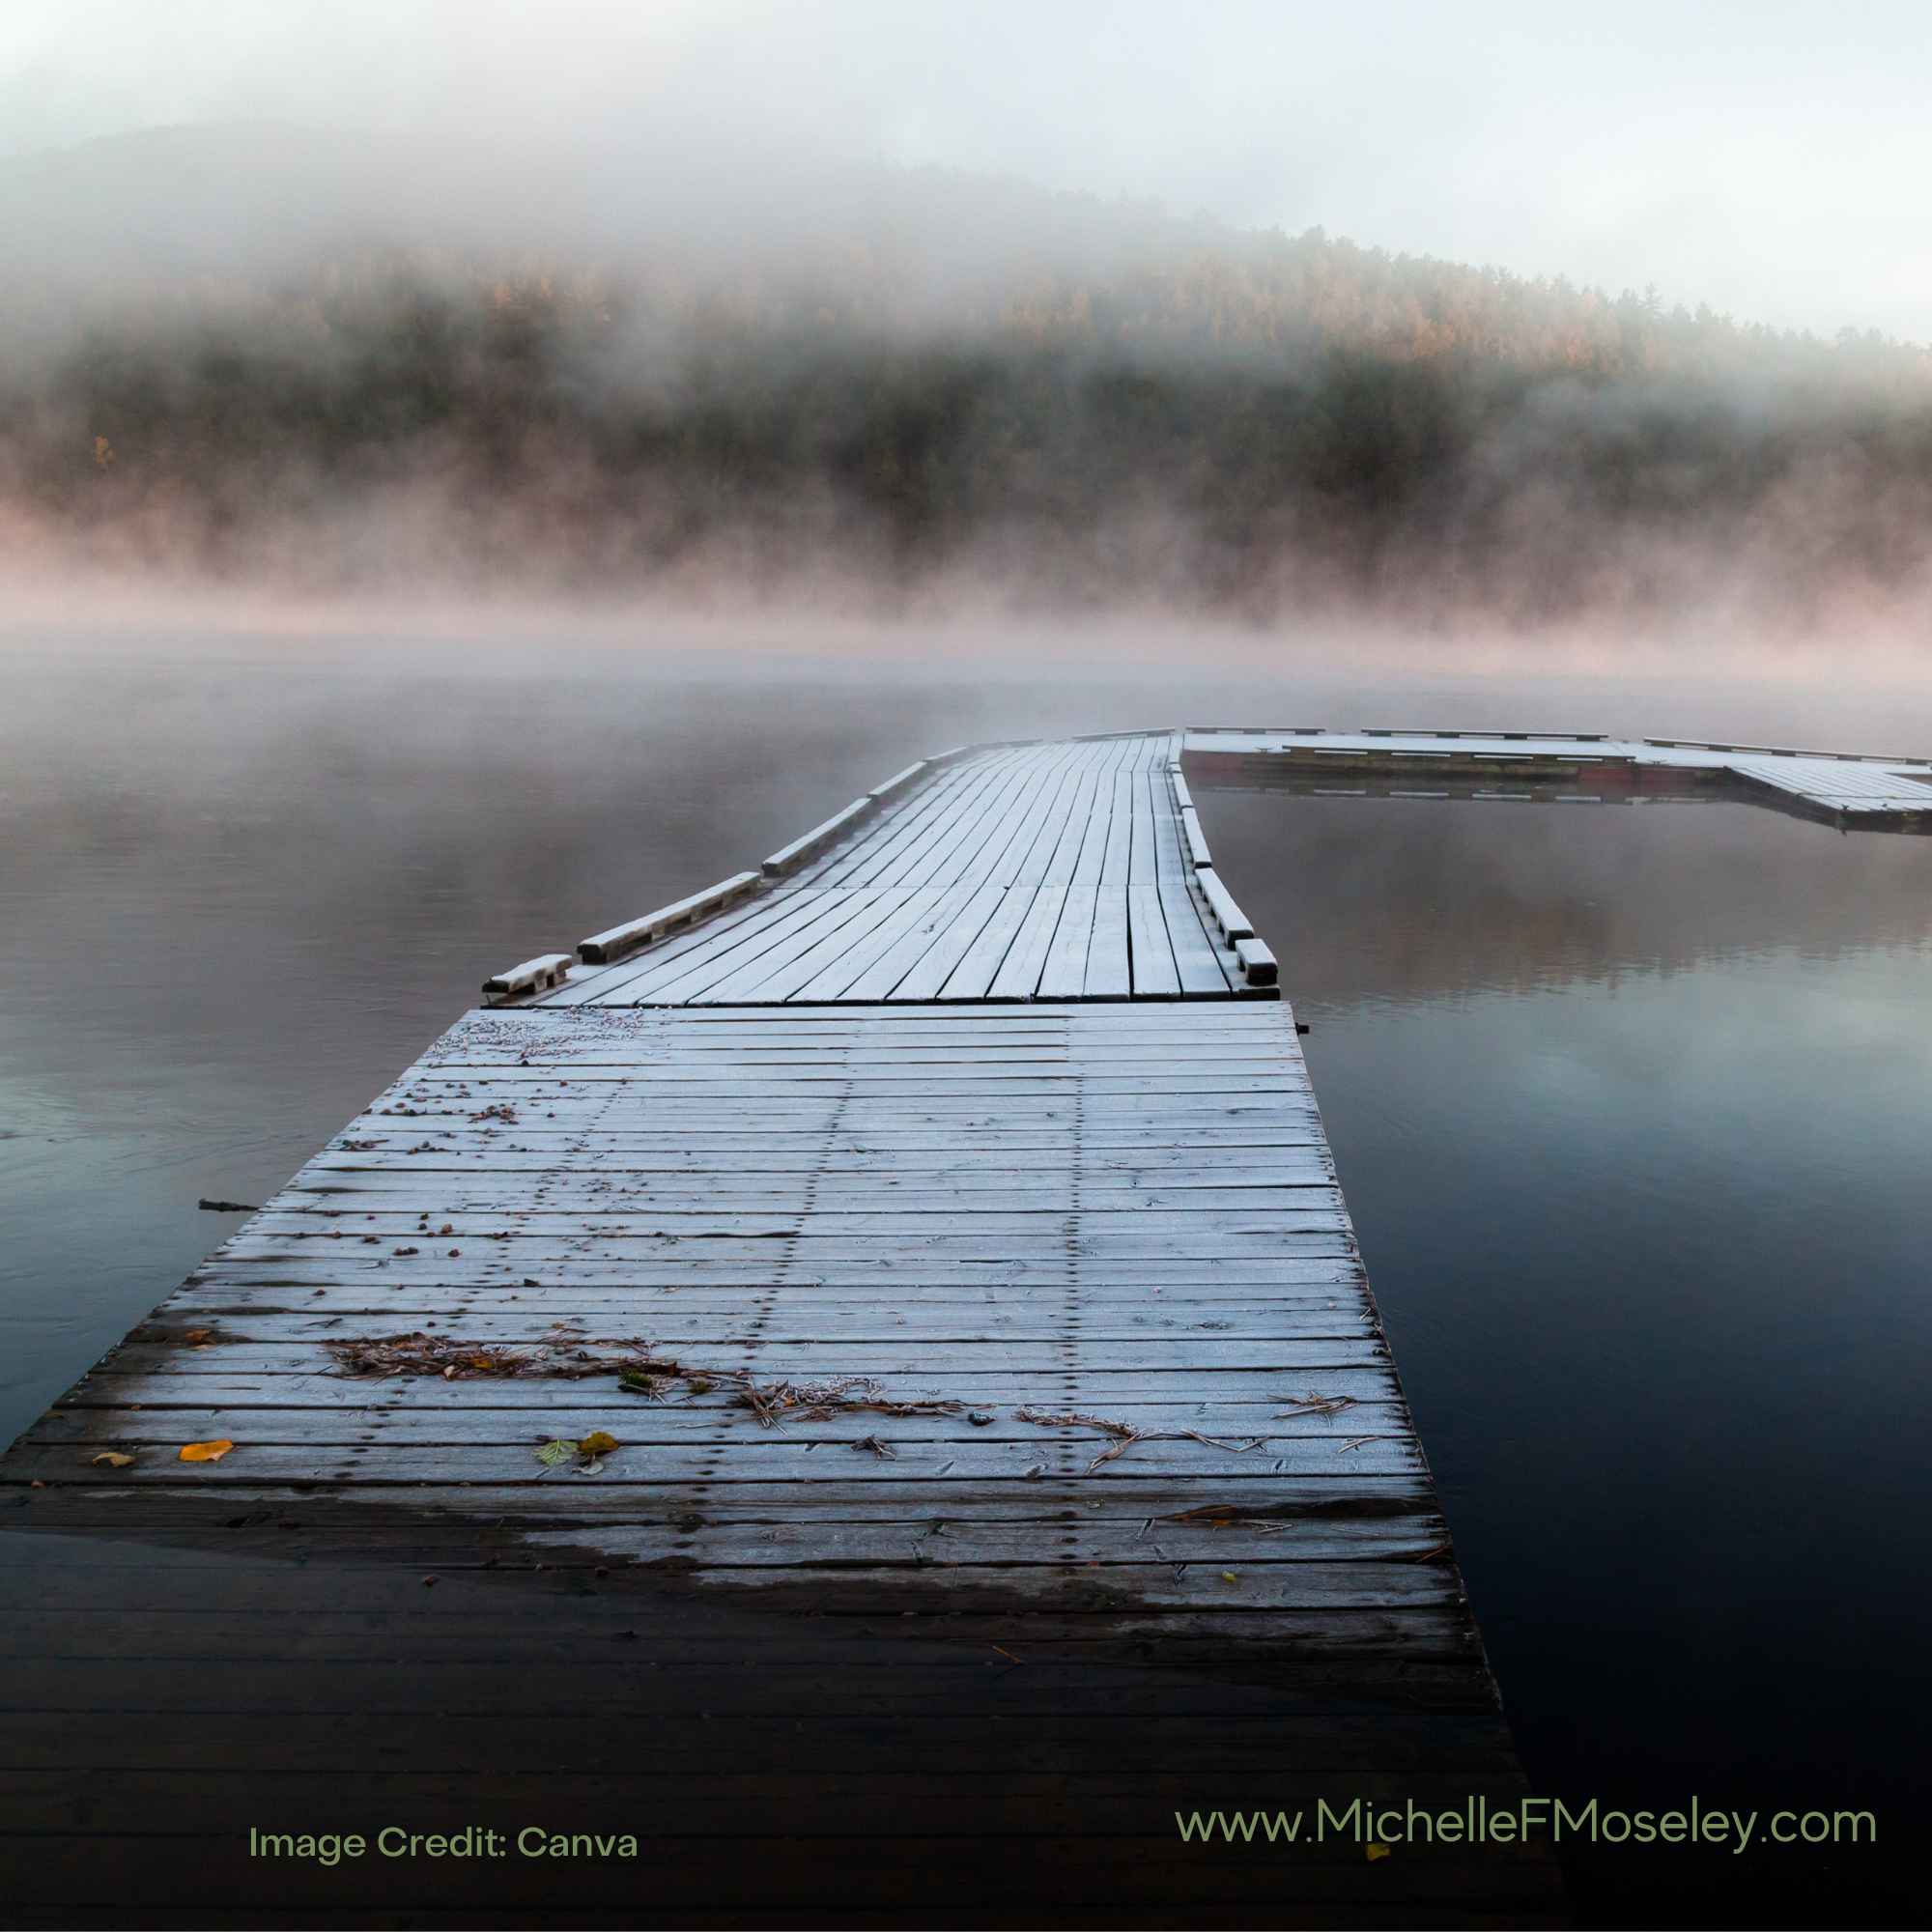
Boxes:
[3,0,1928,339]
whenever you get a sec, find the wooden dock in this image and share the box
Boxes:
[1184,727,1932,830]
[0,732,1564,1927]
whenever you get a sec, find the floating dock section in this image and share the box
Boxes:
[1184,727,1932,830]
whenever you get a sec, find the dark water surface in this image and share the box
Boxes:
[4,635,1929,1923]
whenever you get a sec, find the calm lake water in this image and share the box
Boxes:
[4,631,1928,1923]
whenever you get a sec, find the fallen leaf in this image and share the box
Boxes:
[578,1431,619,1458]
[178,1439,234,1463]
[534,1438,577,1467]
[182,1328,213,1347]
[1366,1842,1391,1862]
[90,1451,136,1468]
[1220,1571,1238,1583]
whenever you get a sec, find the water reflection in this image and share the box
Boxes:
[1190,781,1931,1923]
[1194,784,1932,1002]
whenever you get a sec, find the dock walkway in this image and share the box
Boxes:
[0,731,1563,1927]
[540,731,1269,1006]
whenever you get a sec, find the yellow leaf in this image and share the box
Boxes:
[91,1451,137,1468]
[578,1432,619,1457]
[178,1439,234,1463]
[1366,1841,1391,1862]
[1220,1571,1238,1583]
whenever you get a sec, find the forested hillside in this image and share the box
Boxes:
[6,129,1930,626]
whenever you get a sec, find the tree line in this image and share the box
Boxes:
[7,224,1930,624]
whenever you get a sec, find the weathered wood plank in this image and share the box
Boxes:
[577,869,763,964]
[1126,884,1181,997]
[478,952,573,1005]
[50,1370,1400,1416]
[762,795,877,877]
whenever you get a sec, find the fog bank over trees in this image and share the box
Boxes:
[6,124,1930,637]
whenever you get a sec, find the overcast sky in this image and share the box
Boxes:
[4,0,1927,339]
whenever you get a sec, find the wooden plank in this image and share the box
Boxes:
[1083,890,1132,998]
[420,1038,1293,1065]
[866,759,928,802]
[1150,768,1190,880]
[63,1365,1397,1408]
[1159,877,1236,997]
[8,1435,1425,1484]
[83,1334,1388,1377]
[1032,884,1099,1001]
[34,1400,1408,1449]
[1128,769,1158,884]
[1197,866,1255,941]
[1236,935,1281,986]
[478,952,572,1004]
[762,795,876,877]
[275,1177,1337,1208]
[577,869,763,964]
[1125,884,1181,997]
[1179,804,1214,867]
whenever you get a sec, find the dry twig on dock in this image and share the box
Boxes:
[1274,1392,1361,1420]
[731,1374,964,1428]
[1013,1406,1262,1474]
